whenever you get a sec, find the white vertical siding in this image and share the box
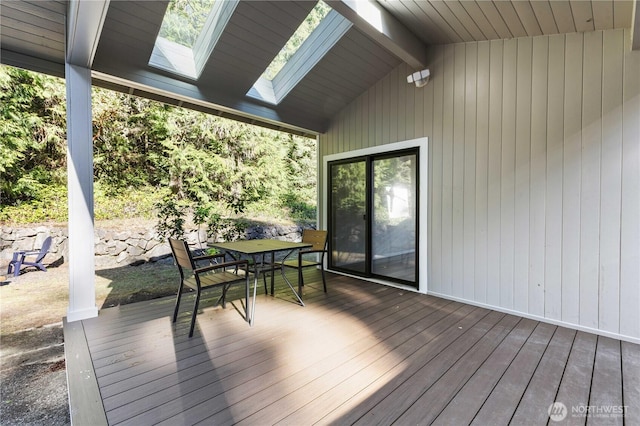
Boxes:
[545,34,565,321]
[319,28,640,342]
[580,31,603,330]
[501,38,517,310]
[487,40,503,307]
[475,41,490,304]
[620,32,640,339]
[462,43,477,301]
[514,37,532,314]
[561,33,583,326]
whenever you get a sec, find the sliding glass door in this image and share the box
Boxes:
[329,159,367,274]
[371,153,417,282]
[329,149,418,287]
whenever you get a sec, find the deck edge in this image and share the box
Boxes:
[63,316,108,426]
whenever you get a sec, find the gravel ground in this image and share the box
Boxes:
[0,325,70,425]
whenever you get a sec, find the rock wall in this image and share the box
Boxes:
[0,223,312,270]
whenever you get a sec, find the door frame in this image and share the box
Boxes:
[322,137,429,294]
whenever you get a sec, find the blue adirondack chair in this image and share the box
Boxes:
[7,236,52,277]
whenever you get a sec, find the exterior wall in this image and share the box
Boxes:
[319,29,640,342]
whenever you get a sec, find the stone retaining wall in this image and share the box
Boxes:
[1,223,312,270]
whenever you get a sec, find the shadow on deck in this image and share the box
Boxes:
[64,269,639,425]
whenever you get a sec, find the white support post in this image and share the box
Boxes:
[65,62,98,322]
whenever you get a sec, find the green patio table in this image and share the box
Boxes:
[208,239,312,325]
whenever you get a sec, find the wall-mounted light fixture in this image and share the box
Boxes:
[407,68,430,88]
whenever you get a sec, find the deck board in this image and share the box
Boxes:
[63,270,640,425]
[471,322,557,424]
[588,337,623,425]
[555,331,598,425]
[621,342,640,424]
[431,318,538,425]
[510,326,576,424]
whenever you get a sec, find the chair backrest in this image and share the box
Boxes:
[35,236,52,263]
[302,230,327,251]
[168,238,195,271]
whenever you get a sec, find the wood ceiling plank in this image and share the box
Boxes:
[612,0,633,28]
[512,1,543,36]
[530,0,559,34]
[446,0,488,40]
[475,0,513,38]
[493,0,528,37]
[591,0,614,30]
[429,0,475,41]
[108,1,166,31]
[1,22,65,51]
[459,0,499,39]
[414,1,463,43]
[4,0,65,24]
[549,0,577,33]
[399,1,449,45]
[569,0,595,32]
[1,14,64,43]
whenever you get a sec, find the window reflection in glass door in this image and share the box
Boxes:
[329,159,367,274]
[372,154,417,282]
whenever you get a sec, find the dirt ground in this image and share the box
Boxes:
[0,325,68,425]
[1,268,70,425]
[0,261,178,425]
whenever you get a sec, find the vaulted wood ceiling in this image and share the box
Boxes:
[1,1,638,136]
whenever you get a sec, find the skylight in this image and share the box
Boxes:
[158,0,214,49]
[262,1,331,81]
[247,1,352,105]
[149,0,237,80]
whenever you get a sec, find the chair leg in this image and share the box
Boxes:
[9,253,23,277]
[321,267,327,292]
[8,253,19,276]
[263,272,269,295]
[220,283,231,308]
[13,260,23,277]
[173,282,184,323]
[245,276,250,324]
[189,290,201,338]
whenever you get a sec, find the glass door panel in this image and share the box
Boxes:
[329,160,367,274]
[371,154,417,282]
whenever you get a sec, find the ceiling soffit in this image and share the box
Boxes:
[1,0,638,135]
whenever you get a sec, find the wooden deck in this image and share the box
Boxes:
[64,270,640,425]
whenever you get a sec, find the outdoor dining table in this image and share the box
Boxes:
[208,239,312,325]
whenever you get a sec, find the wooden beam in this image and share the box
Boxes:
[66,0,110,67]
[326,0,428,69]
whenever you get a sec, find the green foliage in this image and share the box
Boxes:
[0,67,66,206]
[0,65,318,231]
[0,185,164,223]
[154,195,188,239]
[0,185,67,223]
[94,185,165,221]
[206,213,248,242]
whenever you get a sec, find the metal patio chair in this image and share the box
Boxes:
[169,238,251,337]
[277,229,328,293]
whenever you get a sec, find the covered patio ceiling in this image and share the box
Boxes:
[2,0,639,138]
